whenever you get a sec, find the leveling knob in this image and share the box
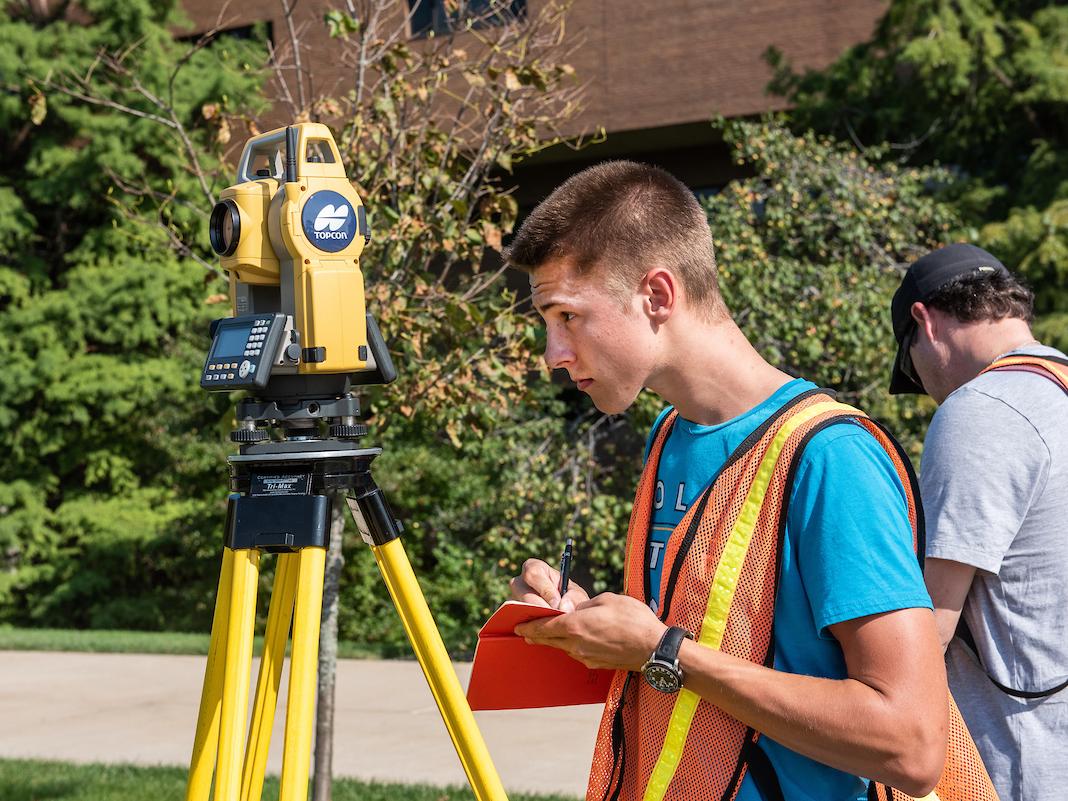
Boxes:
[231,427,269,443]
[329,423,368,439]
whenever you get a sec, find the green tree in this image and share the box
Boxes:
[767,0,1068,348]
[706,118,958,450]
[0,0,268,629]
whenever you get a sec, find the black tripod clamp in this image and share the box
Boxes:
[347,485,404,547]
[223,441,403,552]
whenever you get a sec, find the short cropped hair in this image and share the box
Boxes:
[503,160,725,316]
[926,272,1034,325]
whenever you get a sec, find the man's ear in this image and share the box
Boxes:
[642,267,676,323]
[911,301,937,343]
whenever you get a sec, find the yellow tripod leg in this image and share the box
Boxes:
[373,538,508,801]
[186,547,236,801]
[241,553,299,801]
[216,548,261,801]
[279,546,326,801]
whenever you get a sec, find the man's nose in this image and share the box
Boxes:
[543,333,574,371]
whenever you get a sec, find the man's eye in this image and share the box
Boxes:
[562,312,576,322]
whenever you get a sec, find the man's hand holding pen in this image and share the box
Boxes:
[508,547,667,672]
[508,555,590,612]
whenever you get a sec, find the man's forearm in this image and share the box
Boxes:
[924,557,977,652]
[676,633,945,795]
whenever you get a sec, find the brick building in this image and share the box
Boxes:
[182,0,884,202]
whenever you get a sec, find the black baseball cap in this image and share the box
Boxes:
[889,243,1010,395]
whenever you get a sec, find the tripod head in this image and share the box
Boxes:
[201,123,395,446]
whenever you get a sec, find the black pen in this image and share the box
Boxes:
[558,537,574,602]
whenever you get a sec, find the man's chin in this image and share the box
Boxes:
[589,392,636,416]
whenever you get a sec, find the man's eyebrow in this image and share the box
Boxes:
[532,298,559,316]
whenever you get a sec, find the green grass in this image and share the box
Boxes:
[0,626,379,659]
[0,759,578,801]
[0,626,212,655]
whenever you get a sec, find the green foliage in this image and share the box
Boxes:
[0,0,268,630]
[707,119,955,447]
[768,0,1068,348]
[339,408,637,654]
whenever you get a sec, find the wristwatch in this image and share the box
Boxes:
[641,626,693,693]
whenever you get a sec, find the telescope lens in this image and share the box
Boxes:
[209,199,241,256]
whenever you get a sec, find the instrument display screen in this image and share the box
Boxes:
[201,313,285,393]
[213,326,249,358]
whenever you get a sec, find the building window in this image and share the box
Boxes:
[407,0,527,38]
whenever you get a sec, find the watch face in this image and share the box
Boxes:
[642,662,681,693]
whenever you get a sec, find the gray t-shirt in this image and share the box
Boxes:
[921,344,1068,801]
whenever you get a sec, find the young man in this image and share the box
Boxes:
[889,243,1068,801]
[504,161,948,801]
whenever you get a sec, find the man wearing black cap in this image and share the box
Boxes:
[890,242,1068,801]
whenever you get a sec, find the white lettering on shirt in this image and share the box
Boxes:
[649,541,665,570]
[675,483,688,512]
[654,481,665,510]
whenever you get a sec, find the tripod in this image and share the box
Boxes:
[184,427,508,801]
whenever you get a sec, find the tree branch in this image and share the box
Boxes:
[280,0,308,114]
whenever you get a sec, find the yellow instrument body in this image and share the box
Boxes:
[217,123,369,375]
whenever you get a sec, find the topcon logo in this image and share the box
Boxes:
[313,204,350,240]
[302,191,357,252]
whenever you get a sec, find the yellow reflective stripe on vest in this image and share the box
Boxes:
[642,400,857,801]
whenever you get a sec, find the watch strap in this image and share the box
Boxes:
[654,626,691,662]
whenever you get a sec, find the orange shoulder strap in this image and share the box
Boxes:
[979,354,1068,393]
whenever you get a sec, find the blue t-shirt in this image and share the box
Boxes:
[644,379,932,801]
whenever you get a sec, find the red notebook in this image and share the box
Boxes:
[466,601,615,710]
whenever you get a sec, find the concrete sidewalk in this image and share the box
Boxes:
[0,650,603,797]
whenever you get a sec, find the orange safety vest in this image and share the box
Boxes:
[979,352,1068,392]
[587,390,998,801]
